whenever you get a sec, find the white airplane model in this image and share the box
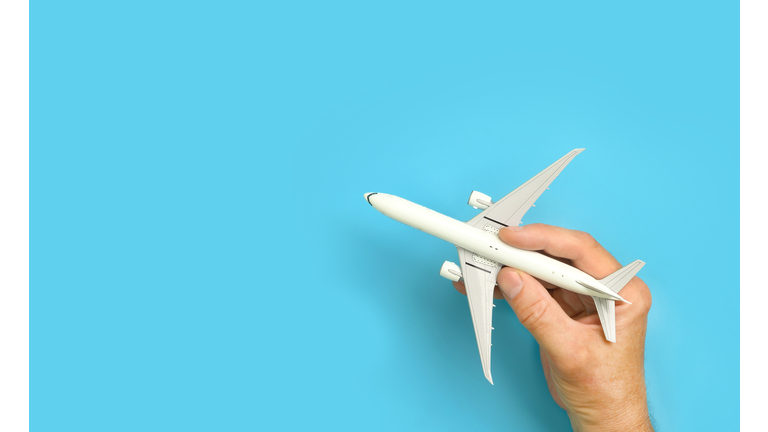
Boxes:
[364,149,645,384]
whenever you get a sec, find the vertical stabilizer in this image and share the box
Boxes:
[599,260,645,293]
[593,260,645,343]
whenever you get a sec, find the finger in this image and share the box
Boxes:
[549,288,587,318]
[500,224,654,316]
[452,280,466,296]
[452,280,506,299]
[614,276,653,318]
[539,279,560,291]
[577,293,598,315]
[497,267,575,356]
[499,224,622,279]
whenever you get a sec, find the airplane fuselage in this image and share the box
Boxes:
[366,192,623,301]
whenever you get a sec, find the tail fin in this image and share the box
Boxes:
[600,260,645,293]
[593,260,646,343]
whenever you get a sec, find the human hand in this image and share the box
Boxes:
[452,224,653,432]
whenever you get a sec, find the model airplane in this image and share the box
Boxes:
[364,149,645,384]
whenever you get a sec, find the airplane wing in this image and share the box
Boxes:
[467,149,584,230]
[456,246,500,384]
[457,149,584,379]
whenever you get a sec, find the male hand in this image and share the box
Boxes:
[452,224,654,432]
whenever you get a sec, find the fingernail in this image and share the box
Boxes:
[499,271,523,299]
[506,225,524,232]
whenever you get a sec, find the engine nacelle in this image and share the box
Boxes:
[439,261,462,282]
[468,191,493,210]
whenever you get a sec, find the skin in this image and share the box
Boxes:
[452,224,654,432]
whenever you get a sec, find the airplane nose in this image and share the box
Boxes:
[364,192,378,206]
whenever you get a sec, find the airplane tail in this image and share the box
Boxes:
[592,260,646,343]
[600,260,646,293]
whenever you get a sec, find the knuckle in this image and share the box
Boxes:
[634,281,653,313]
[518,297,550,331]
[623,278,652,315]
[452,282,467,296]
[574,230,597,246]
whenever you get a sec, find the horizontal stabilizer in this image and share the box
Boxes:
[599,260,645,294]
[593,260,645,343]
[593,297,616,343]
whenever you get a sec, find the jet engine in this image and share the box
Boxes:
[468,191,493,210]
[439,261,462,282]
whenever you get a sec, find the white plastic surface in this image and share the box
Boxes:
[365,192,627,302]
[592,260,646,343]
[457,246,499,385]
[468,148,585,228]
[593,296,616,343]
[467,191,493,210]
[364,149,645,384]
[439,261,462,282]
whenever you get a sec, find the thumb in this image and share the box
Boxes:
[498,267,574,354]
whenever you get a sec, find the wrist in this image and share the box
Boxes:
[566,397,653,432]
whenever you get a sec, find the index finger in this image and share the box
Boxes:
[499,223,622,279]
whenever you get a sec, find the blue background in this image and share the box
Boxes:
[32,1,739,430]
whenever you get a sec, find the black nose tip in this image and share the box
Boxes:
[365,193,378,206]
